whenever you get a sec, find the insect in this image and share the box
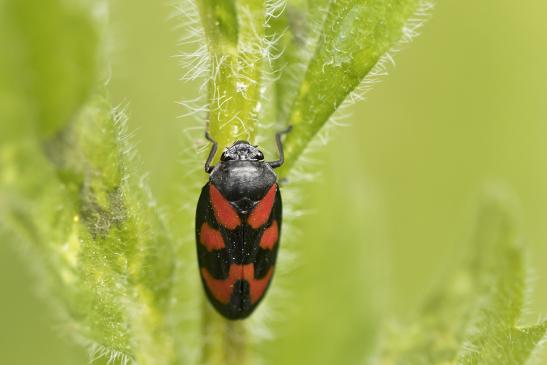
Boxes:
[195,127,291,319]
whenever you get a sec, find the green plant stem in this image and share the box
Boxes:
[195,1,267,362]
[201,300,249,365]
[198,0,266,158]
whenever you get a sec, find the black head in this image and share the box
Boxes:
[220,141,264,162]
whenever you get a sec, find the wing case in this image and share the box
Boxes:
[195,175,282,319]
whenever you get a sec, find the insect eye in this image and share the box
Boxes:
[221,152,234,161]
[257,151,264,160]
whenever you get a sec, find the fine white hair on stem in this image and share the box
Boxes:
[266,0,288,22]
[86,342,133,365]
[170,2,212,354]
[171,0,209,83]
[171,0,210,139]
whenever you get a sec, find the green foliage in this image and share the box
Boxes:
[0,0,99,139]
[193,0,433,362]
[197,0,429,177]
[1,96,178,363]
[45,99,176,365]
[1,0,546,364]
[374,198,547,365]
[1,0,176,363]
[279,0,424,175]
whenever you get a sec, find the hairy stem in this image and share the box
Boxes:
[200,300,249,365]
[198,0,266,157]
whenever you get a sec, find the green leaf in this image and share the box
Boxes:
[264,2,312,126]
[0,0,178,363]
[1,97,177,364]
[194,0,430,173]
[456,202,546,364]
[0,0,99,139]
[279,0,427,176]
[373,197,547,365]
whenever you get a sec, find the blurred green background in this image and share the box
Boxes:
[1,0,546,364]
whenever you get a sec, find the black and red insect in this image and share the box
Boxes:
[195,127,291,319]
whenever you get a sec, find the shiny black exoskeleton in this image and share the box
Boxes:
[195,127,291,319]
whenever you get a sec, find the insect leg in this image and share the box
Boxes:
[204,132,218,173]
[268,125,292,169]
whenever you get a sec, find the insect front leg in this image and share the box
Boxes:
[204,132,218,173]
[267,125,292,169]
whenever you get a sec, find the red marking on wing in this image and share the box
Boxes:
[248,184,277,229]
[201,268,233,304]
[260,220,278,250]
[209,184,241,229]
[249,267,273,304]
[201,264,274,305]
[200,222,225,251]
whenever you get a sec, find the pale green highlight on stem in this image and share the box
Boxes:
[198,0,266,157]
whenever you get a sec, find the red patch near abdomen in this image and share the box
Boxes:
[200,223,225,251]
[201,264,274,305]
[248,184,277,229]
[201,268,233,304]
[249,267,273,304]
[209,184,241,229]
[260,221,278,250]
